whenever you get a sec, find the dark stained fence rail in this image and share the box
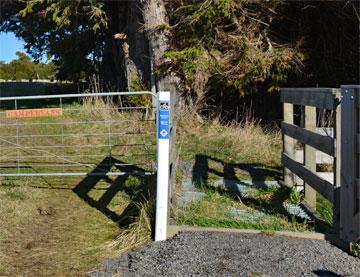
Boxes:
[280,88,338,110]
[281,85,360,248]
[281,122,335,157]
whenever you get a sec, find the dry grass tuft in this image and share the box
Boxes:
[177,109,282,167]
[107,199,154,254]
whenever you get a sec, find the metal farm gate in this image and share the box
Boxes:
[0,91,174,241]
[0,91,157,177]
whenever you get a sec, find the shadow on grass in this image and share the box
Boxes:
[192,154,282,185]
[191,154,296,220]
[73,156,155,229]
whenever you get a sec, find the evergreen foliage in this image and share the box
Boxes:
[165,0,304,98]
[0,52,56,80]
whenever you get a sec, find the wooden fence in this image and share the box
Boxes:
[281,85,360,247]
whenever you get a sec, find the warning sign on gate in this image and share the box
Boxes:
[6,108,63,119]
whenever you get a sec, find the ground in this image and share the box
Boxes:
[94,231,360,276]
[0,176,133,276]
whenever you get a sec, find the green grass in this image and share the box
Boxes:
[288,188,302,205]
[351,242,360,258]
[4,188,28,200]
[316,193,333,225]
[0,100,155,275]
[172,187,312,232]
[0,174,153,276]
[177,112,282,168]
[0,99,328,274]
[174,112,313,232]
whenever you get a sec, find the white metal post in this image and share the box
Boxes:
[155,91,171,241]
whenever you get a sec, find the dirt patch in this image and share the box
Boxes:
[0,183,122,276]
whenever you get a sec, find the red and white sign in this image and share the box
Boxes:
[6,108,63,119]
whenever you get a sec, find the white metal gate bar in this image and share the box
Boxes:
[0,91,157,177]
[0,91,155,101]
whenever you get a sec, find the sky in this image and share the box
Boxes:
[0,32,26,63]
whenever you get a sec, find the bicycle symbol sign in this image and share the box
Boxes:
[158,101,170,140]
[159,102,169,111]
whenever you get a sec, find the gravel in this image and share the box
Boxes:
[127,232,360,277]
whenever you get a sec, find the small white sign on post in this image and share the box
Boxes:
[155,91,171,241]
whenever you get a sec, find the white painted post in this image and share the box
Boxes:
[155,91,171,241]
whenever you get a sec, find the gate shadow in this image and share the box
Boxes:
[192,154,292,217]
[73,156,155,228]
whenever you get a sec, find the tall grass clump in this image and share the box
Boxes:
[81,96,118,121]
[107,199,154,254]
[177,109,282,167]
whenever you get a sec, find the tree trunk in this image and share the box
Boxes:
[102,1,127,91]
[104,0,183,104]
[125,1,151,90]
[140,0,183,107]
[103,1,151,91]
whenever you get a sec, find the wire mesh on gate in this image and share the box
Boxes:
[0,92,157,177]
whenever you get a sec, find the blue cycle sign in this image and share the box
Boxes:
[158,101,170,139]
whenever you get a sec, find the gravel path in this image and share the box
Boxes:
[127,232,360,277]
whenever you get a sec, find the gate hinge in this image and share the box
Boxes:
[334,96,343,108]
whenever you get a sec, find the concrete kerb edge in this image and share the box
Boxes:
[167,225,326,240]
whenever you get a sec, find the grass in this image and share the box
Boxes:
[288,188,302,206]
[107,199,154,254]
[0,174,155,276]
[0,177,155,275]
[173,110,338,235]
[0,98,155,275]
[316,193,334,225]
[177,110,282,168]
[351,242,360,258]
[172,185,311,232]
[173,111,313,232]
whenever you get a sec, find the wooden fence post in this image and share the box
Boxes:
[333,89,341,236]
[304,106,317,209]
[283,101,295,187]
[339,85,360,245]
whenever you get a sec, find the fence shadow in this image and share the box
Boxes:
[192,154,281,187]
[192,154,293,217]
[73,156,155,228]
